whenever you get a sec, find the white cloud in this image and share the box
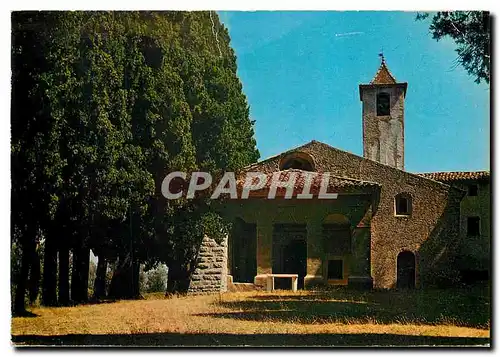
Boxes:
[334,31,364,37]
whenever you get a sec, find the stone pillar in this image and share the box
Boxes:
[188,235,228,294]
[304,219,324,288]
[348,223,373,289]
[254,220,273,287]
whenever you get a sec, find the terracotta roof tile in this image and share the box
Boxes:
[371,61,397,84]
[417,171,490,182]
[241,140,464,194]
[237,169,380,198]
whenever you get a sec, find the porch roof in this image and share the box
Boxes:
[237,169,380,198]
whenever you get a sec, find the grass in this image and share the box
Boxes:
[11,286,490,347]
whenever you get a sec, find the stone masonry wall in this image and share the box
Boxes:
[443,179,490,272]
[243,140,464,289]
[188,235,228,294]
[361,85,405,170]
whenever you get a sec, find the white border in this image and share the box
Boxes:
[2,2,496,356]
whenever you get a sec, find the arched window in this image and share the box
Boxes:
[279,152,316,171]
[395,193,412,216]
[376,92,390,116]
[322,214,351,256]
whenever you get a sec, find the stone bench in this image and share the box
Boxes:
[266,274,299,292]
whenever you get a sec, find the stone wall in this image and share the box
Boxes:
[240,140,464,289]
[188,235,228,294]
[361,85,405,170]
[440,179,490,273]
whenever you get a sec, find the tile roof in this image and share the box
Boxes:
[237,169,380,198]
[417,171,490,182]
[241,140,464,194]
[370,60,397,84]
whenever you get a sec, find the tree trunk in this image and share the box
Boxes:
[166,263,190,295]
[71,244,90,303]
[58,247,70,305]
[108,255,141,299]
[109,257,126,299]
[28,246,40,304]
[71,247,80,302]
[81,246,90,300]
[14,242,32,314]
[42,238,58,306]
[93,256,107,300]
[132,260,140,297]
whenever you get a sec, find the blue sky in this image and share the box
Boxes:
[218,11,490,173]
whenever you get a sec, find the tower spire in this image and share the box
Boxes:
[359,54,408,170]
[371,53,396,84]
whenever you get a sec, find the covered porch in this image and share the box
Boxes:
[219,177,380,290]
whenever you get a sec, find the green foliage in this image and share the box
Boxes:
[11,11,260,303]
[142,264,168,293]
[417,11,490,84]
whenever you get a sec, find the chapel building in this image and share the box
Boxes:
[187,58,491,292]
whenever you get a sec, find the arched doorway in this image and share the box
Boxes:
[397,251,416,289]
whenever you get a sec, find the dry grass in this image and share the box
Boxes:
[11,287,490,346]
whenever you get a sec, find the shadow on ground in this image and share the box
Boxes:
[11,332,490,347]
[198,287,490,328]
[11,287,490,347]
[12,311,39,318]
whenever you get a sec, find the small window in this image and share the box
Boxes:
[467,217,480,236]
[395,193,412,216]
[281,158,313,171]
[376,92,390,116]
[468,184,478,196]
[327,260,343,280]
[279,152,315,171]
[460,269,489,284]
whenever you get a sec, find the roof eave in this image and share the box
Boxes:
[359,82,408,100]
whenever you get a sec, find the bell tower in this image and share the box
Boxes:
[359,55,407,170]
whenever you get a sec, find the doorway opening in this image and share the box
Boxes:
[397,251,416,289]
[230,218,256,283]
[272,224,307,290]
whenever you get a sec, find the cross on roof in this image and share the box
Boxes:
[379,51,385,64]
